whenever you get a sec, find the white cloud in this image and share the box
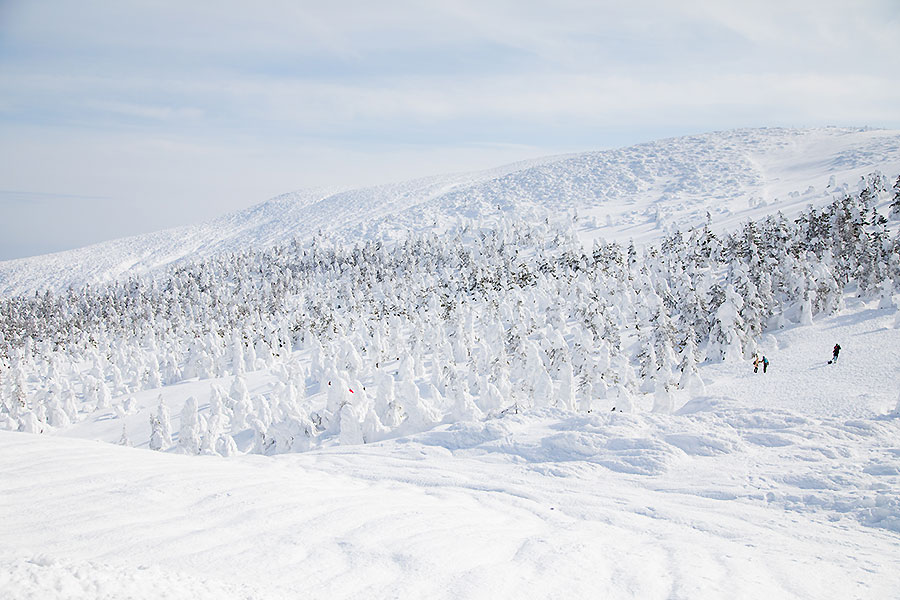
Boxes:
[0,0,898,259]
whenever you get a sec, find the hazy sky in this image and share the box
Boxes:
[1,0,898,260]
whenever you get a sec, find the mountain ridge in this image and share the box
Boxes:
[2,126,898,297]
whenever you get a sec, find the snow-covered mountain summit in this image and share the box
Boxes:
[2,126,899,297]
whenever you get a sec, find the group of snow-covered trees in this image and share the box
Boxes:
[1,174,898,452]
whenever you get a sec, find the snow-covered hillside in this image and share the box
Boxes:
[2,127,899,296]
[2,127,900,599]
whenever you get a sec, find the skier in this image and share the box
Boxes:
[762,356,769,373]
[829,343,841,364]
[753,355,761,373]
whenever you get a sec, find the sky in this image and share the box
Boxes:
[1,0,899,261]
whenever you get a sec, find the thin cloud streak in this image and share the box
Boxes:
[5,67,897,136]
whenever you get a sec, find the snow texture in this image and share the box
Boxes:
[2,127,900,599]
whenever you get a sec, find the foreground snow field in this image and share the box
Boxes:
[3,299,899,599]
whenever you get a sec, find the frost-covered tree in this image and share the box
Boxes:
[178,396,202,455]
[118,423,131,447]
[532,363,554,409]
[479,380,505,415]
[217,432,240,457]
[338,401,364,445]
[652,381,674,414]
[707,284,747,362]
[154,395,173,449]
[555,360,576,412]
[230,376,253,431]
[799,290,815,326]
[1,178,897,448]
[890,176,900,220]
[18,411,42,433]
[678,336,705,395]
[149,416,165,451]
[396,377,438,433]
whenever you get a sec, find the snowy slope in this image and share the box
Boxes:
[2,300,899,599]
[2,127,899,296]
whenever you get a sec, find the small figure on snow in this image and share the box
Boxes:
[753,355,761,373]
[829,344,841,364]
[762,356,769,373]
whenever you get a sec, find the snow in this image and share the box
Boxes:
[2,127,899,297]
[2,126,900,598]
[3,404,899,599]
[2,298,899,598]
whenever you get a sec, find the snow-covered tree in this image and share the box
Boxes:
[707,284,747,362]
[150,395,173,450]
[178,396,202,455]
[118,423,131,447]
[1,177,896,451]
[889,175,900,220]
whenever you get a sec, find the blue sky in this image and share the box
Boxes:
[1,0,899,260]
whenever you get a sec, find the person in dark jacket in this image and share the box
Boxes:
[830,343,841,364]
[762,356,769,373]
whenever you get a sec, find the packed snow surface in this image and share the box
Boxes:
[2,127,900,599]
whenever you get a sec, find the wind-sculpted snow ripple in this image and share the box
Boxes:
[0,553,266,600]
[404,404,900,534]
[412,410,716,476]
